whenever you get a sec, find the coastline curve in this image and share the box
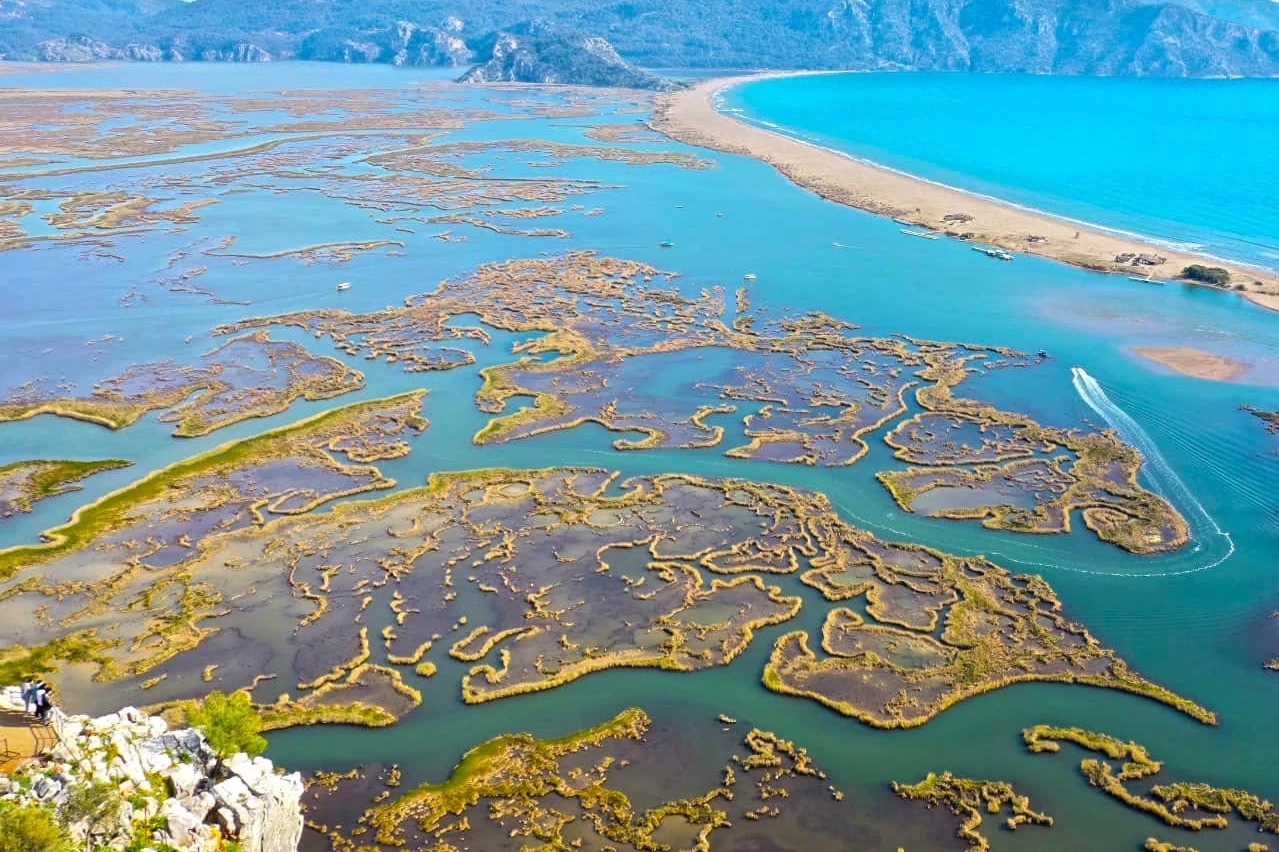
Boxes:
[652,74,1279,313]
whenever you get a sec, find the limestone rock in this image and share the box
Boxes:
[0,695,303,852]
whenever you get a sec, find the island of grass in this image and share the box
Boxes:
[0,393,428,719]
[1,447,1211,734]
[876,359,1187,554]
[304,707,868,852]
[892,771,1052,852]
[1023,725,1279,835]
[762,564,1213,728]
[0,330,363,437]
[0,458,131,519]
[223,251,1184,552]
[168,468,808,710]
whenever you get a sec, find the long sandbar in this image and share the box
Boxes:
[653,75,1279,312]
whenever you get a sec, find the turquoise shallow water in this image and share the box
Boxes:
[727,73,1279,272]
[2,64,1279,851]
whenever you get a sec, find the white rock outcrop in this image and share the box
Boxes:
[0,687,303,852]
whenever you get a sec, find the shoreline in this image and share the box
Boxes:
[651,74,1279,313]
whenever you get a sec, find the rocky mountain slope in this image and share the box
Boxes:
[458,25,674,87]
[2,0,1278,76]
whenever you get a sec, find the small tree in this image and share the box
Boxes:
[61,780,117,851]
[0,802,76,852]
[186,691,267,760]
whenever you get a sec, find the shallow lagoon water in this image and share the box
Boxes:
[2,64,1278,851]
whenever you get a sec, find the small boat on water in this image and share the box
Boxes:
[972,246,1014,261]
[743,273,758,281]
[659,240,674,248]
[1129,276,1165,285]
[832,241,846,248]
[901,229,939,241]
[336,281,352,291]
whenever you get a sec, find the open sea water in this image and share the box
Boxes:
[726,72,1279,272]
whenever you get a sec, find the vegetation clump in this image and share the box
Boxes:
[0,458,131,518]
[0,331,363,437]
[0,802,76,852]
[892,771,1053,852]
[305,707,847,851]
[1180,265,1231,286]
[227,251,1183,554]
[185,690,268,759]
[1023,725,1279,836]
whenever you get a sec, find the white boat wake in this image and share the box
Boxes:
[1069,366,1235,576]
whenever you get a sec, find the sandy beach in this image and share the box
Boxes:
[1132,346,1249,382]
[653,75,1279,313]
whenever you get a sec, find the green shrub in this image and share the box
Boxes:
[186,691,267,759]
[0,802,76,852]
[61,780,117,836]
[1180,264,1231,285]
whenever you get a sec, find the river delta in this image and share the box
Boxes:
[1,64,1277,852]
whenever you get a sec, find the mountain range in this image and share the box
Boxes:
[3,0,1279,76]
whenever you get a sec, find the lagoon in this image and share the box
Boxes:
[1,63,1278,851]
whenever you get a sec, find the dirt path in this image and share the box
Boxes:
[0,710,55,773]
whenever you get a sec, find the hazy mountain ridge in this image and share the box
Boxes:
[2,0,1278,77]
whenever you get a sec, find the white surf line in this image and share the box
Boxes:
[1071,366,1235,575]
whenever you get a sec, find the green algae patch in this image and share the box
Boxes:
[364,707,652,844]
[893,771,1052,852]
[1024,725,1278,837]
[0,458,132,518]
[0,632,118,686]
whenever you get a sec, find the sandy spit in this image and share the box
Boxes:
[652,74,1279,313]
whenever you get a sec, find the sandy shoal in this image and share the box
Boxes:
[1133,346,1248,381]
[652,75,1279,312]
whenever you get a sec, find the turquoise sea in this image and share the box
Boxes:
[726,73,1279,272]
[1,64,1278,851]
